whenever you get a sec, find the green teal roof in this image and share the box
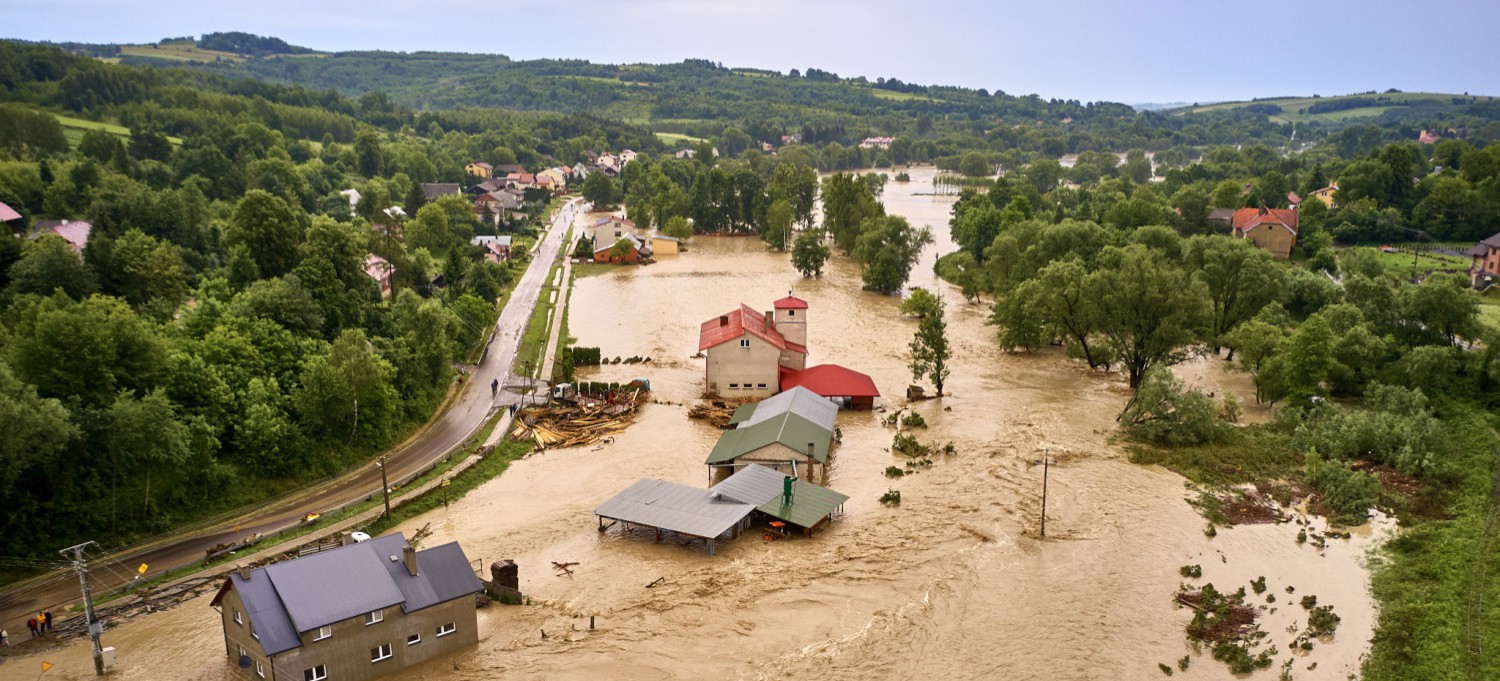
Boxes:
[727,403,758,426]
[705,413,832,465]
[759,478,850,529]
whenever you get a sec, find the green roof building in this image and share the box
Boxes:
[706,386,837,483]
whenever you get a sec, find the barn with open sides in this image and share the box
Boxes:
[594,464,847,554]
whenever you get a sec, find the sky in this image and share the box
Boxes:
[5,0,1498,104]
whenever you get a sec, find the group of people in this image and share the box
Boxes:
[0,610,53,647]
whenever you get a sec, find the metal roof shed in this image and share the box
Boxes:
[594,479,757,554]
[711,464,849,535]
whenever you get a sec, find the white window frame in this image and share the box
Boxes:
[314,625,332,641]
[371,642,393,663]
[436,622,456,637]
[256,661,265,679]
[364,609,383,626]
[233,609,242,626]
[238,645,248,659]
[407,633,421,646]
[304,665,327,681]
[250,623,259,640]
[739,339,751,348]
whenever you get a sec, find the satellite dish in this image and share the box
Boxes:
[238,655,252,669]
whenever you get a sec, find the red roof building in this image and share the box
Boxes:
[780,364,880,410]
[700,302,809,398]
[0,201,21,223]
[773,294,808,310]
[1230,207,1299,259]
[700,304,805,353]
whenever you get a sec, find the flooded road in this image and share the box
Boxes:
[17,167,1387,681]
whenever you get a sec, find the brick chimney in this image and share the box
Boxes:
[402,545,418,577]
[238,565,250,581]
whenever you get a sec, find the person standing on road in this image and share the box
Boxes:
[2,626,10,646]
[43,610,53,632]
[491,378,499,397]
[27,617,38,638]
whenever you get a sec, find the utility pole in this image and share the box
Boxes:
[377,455,391,519]
[60,541,104,676]
[1040,449,1050,539]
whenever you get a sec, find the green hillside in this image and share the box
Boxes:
[1174,91,1493,124]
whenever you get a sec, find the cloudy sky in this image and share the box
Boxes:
[5,0,1496,104]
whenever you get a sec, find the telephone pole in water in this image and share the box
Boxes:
[1040,450,1050,538]
[60,541,104,675]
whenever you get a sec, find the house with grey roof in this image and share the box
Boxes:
[705,386,837,483]
[210,533,481,681]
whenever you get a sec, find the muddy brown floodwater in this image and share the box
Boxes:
[20,167,1389,681]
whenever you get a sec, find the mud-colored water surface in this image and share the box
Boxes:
[18,167,1388,681]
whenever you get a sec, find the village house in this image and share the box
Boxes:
[537,167,568,192]
[674,148,696,160]
[0,200,24,236]
[32,219,93,253]
[471,235,513,263]
[1307,182,1339,208]
[859,136,895,149]
[699,296,809,398]
[464,161,492,179]
[366,254,394,298]
[210,533,482,681]
[338,189,362,217]
[1230,207,1299,259]
[420,183,461,201]
[1286,191,1303,208]
[705,386,836,483]
[596,455,848,554]
[593,233,642,263]
[1469,231,1500,289]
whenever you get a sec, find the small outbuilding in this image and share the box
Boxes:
[780,364,880,410]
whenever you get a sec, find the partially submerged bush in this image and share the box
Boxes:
[1305,452,1381,525]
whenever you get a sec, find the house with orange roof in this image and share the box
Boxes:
[1307,182,1339,209]
[1230,207,1299,259]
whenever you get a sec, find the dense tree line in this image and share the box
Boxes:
[0,45,662,562]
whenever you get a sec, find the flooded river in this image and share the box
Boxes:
[18,167,1386,680]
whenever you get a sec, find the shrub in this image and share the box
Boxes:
[1120,367,1228,446]
[879,489,902,505]
[1305,452,1381,525]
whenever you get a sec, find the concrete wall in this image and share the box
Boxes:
[223,586,477,681]
[704,334,782,397]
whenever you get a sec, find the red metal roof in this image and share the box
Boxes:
[0,201,21,222]
[700,304,798,351]
[780,364,880,398]
[773,295,808,309]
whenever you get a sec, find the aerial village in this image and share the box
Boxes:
[3,111,1499,681]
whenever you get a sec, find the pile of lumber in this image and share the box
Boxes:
[688,402,738,429]
[511,389,648,448]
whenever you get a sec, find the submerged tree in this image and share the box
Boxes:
[791,229,831,277]
[904,289,951,396]
[854,215,934,295]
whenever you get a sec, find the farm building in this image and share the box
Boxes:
[699,295,809,398]
[779,364,881,410]
[707,386,836,483]
[650,234,681,255]
[594,464,847,555]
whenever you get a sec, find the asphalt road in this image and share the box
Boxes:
[0,198,586,629]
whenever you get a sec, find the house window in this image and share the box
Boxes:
[756,383,767,389]
[303,665,327,681]
[436,622,456,637]
[739,339,751,348]
[233,609,242,626]
[364,609,383,625]
[788,309,796,317]
[729,383,740,390]
[371,642,393,663]
[407,633,421,646]
[250,624,259,640]
[314,625,332,641]
[256,662,265,679]
[238,646,248,659]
